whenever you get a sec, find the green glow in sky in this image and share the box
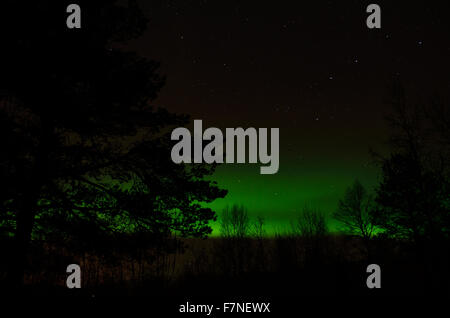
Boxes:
[207,157,381,236]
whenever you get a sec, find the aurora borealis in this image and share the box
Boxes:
[2,1,450,311]
[121,0,450,235]
[205,120,387,234]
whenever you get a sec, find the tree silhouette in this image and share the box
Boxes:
[333,180,375,241]
[373,82,449,242]
[292,206,328,238]
[0,0,226,285]
[375,153,448,242]
[219,204,250,238]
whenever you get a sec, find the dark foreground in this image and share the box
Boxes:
[0,236,448,315]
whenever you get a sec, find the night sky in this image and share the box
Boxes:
[121,1,450,234]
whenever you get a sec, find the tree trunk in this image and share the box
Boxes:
[8,120,51,288]
[8,193,38,288]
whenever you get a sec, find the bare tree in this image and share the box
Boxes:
[373,82,450,242]
[219,204,250,238]
[333,180,375,241]
[250,216,266,239]
[292,206,328,237]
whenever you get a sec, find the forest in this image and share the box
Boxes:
[0,0,448,313]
